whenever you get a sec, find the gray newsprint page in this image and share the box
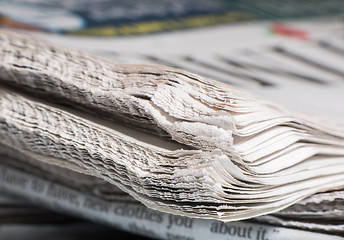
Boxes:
[0,163,341,240]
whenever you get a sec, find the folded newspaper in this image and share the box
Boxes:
[0,30,343,237]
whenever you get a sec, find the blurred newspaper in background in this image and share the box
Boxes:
[0,1,344,239]
[2,0,344,36]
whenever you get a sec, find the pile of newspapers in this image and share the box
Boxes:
[0,30,343,239]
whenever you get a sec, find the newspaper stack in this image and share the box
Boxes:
[0,30,343,235]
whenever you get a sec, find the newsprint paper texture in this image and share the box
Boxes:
[0,29,343,238]
[0,163,342,240]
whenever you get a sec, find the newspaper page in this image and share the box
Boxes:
[0,163,342,240]
[1,2,344,239]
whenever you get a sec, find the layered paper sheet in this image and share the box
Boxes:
[0,30,343,232]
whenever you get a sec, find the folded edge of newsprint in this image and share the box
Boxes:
[0,30,343,235]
